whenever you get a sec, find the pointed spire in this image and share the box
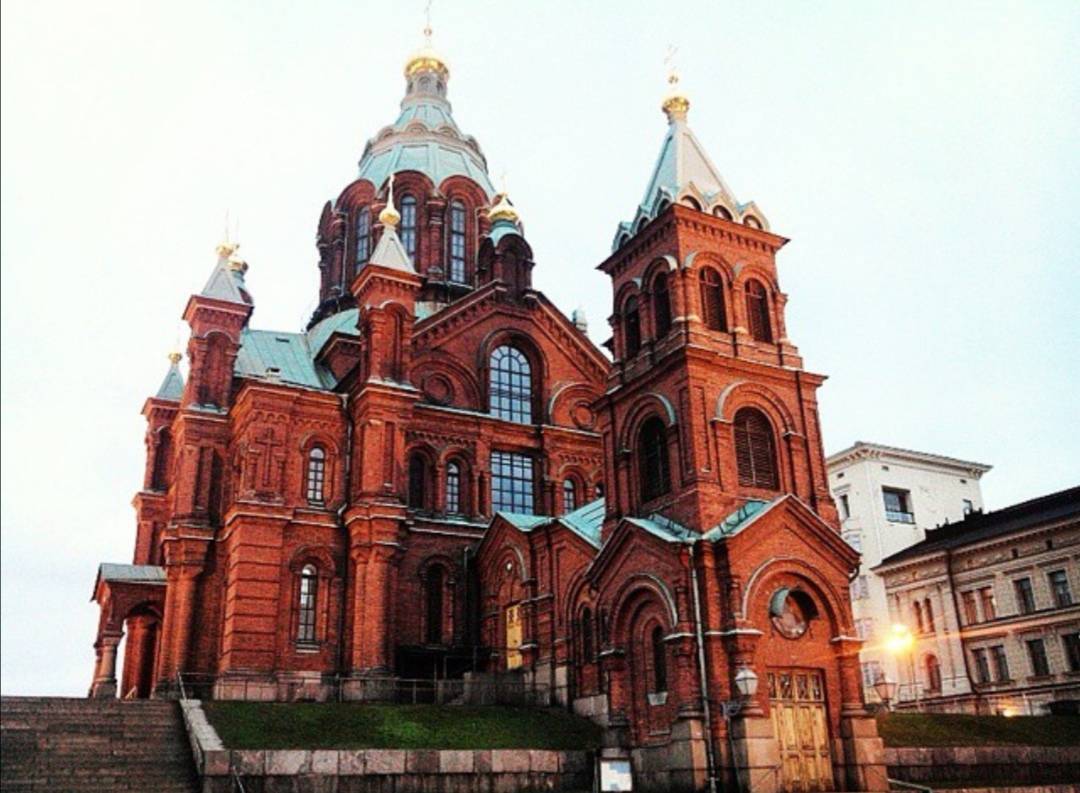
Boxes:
[487,192,523,245]
[365,173,415,273]
[404,1,448,83]
[662,46,690,124]
[155,352,185,401]
[200,241,253,305]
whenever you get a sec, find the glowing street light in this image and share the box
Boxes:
[884,623,914,656]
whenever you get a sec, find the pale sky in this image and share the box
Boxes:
[2,1,1078,696]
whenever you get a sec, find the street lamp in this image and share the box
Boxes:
[883,623,915,708]
[873,677,898,711]
[721,667,759,793]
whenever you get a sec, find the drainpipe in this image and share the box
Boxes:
[335,391,353,697]
[688,541,719,793]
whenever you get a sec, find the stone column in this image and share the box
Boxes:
[834,637,889,791]
[90,632,122,699]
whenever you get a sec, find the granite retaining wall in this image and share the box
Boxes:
[885,745,1080,787]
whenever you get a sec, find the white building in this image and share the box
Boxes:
[825,441,992,703]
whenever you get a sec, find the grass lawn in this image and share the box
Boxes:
[202,702,604,751]
[876,712,1080,747]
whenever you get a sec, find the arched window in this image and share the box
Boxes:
[355,208,371,269]
[924,598,935,633]
[489,346,532,423]
[743,215,763,230]
[408,452,431,510]
[446,461,462,514]
[448,200,467,283]
[297,564,318,644]
[700,269,727,331]
[733,408,779,490]
[562,478,578,513]
[624,297,642,358]
[151,428,172,491]
[680,195,701,210]
[638,416,670,503]
[400,194,418,260]
[426,565,445,644]
[745,280,772,343]
[651,625,667,692]
[713,205,733,221]
[914,601,925,634]
[653,272,672,338]
[925,654,942,692]
[594,481,604,499]
[580,608,594,661]
[306,446,327,505]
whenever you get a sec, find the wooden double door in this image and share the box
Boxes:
[768,668,834,793]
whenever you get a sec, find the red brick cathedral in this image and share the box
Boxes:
[90,33,886,793]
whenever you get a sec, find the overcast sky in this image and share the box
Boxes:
[2,1,1078,696]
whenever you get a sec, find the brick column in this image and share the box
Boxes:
[89,632,122,699]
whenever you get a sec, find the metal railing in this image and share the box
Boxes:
[886,510,916,524]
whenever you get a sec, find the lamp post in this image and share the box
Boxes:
[873,676,898,711]
[720,667,759,793]
[883,623,914,706]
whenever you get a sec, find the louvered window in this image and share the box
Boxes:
[653,272,672,338]
[448,200,467,282]
[355,208,371,269]
[745,279,772,342]
[733,408,779,489]
[400,194,418,259]
[624,297,642,358]
[700,269,726,331]
[638,417,670,502]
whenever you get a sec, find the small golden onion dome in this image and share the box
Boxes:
[661,72,690,122]
[404,27,448,78]
[227,251,248,272]
[487,192,519,224]
[168,351,183,365]
[215,240,239,259]
[379,202,402,228]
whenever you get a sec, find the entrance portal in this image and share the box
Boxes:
[505,604,522,670]
[768,668,833,793]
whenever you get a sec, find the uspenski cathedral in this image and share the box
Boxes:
[88,25,888,793]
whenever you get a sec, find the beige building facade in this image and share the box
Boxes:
[826,442,991,702]
[875,486,1080,714]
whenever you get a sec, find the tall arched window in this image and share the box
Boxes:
[306,446,327,505]
[448,200,467,283]
[700,269,727,331]
[425,565,445,644]
[445,461,462,514]
[638,416,670,503]
[913,601,925,634]
[489,346,532,423]
[925,654,942,692]
[151,428,172,491]
[580,608,594,662]
[651,625,667,692]
[400,194,418,260]
[355,208,371,269]
[733,408,779,490]
[297,565,318,644]
[408,453,431,510]
[745,280,772,343]
[562,478,578,513]
[924,598,935,633]
[624,297,642,358]
[653,272,672,338]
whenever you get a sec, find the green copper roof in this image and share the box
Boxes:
[558,498,605,548]
[701,499,773,541]
[155,360,184,401]
[496,512,550,531]
[232,309,360,391]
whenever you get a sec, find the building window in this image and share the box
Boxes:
[1063,633,1080,673]
[651,625,667,693]
[624,296,642,358]
[699,269,726,331]
[991,645,1010,682]
[637,416,671,503]
[1014,578,1036,614]
[306,446,326,505]
[151,428,172,491]
[913,601,925,634]
[400,194,418,259]
[446,461,462,514]
[924,598,935,633]
[843,532,862,552]
[1049,570,1072,608]
[882,488,914,523]
[425,565,444,644]
[580,608,594,662]
[653,272,672,338]
[594,481,604,499]
[925,655,942,692]
[745,279,772,343]
[734,408,779,490]
[1026,638,1050,677]
[297,565,317,644]
[978,587,996,621]
[356,208,371,268]
[962,498,974,515]
[837,492,850,520]
[855,618,874,640]
[448,200,467,283]
[972,648,990,684]
[491,451,534,514]
[850,575,869,601]
[961,591,979,625]
[489,346,533,423]
[408,453,431,510]
[861,660,883,688]
[562,478,578,513]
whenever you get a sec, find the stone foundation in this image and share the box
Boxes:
[885,745,1080,787]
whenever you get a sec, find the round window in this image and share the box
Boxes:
[769,587,817,640]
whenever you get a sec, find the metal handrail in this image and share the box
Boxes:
[888,779,934,793]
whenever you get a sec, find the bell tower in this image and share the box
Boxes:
[595,72,836,537]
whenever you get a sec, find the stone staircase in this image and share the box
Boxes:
[0,696,199,792]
